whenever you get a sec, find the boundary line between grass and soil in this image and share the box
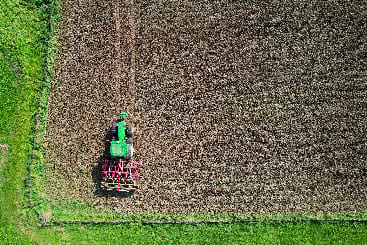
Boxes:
[26,0,60,223]
[41,217,367,227]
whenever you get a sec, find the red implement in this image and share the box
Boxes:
[101,159,139,191]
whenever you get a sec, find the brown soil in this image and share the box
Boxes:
[0,144,8,151]
[44,0,367,214]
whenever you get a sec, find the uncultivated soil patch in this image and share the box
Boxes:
[0,146,8,168]
[44,0,367,214]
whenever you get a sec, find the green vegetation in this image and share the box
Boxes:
[25,222,367,244]
[0,0,50,243]
[0,0,366,243]
[48,198,367,223]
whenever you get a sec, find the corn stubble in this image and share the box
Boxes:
[44,0,367,214]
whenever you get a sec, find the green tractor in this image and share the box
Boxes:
[109,112,134,160]
[101,112,139,192]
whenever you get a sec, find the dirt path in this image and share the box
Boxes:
[45,0,367,214]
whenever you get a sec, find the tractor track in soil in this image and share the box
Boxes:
[127,0,137,117]
[113,0,122,113]
[45,0,367,214]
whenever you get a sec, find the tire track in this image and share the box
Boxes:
[127,0,136,118]
[113,0,123,113]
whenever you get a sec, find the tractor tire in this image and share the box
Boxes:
[126,137,133,144]
[125,144,134,160]
[126,124,133,138]
[111,122,118,139]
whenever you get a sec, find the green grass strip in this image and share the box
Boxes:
[27,0,60,219]
[0,0,51,243]
[43,198,367,225]
[35,222,367,244]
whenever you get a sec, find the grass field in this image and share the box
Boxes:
[0,0,49,242]
[1,0,367,243]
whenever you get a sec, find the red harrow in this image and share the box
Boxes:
[101,159,139,191]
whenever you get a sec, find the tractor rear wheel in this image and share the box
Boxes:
[125,144,134,160]
[126,124,133,138]
[111,122,118,139]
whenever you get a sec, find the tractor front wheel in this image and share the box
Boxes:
[126,124,133,138]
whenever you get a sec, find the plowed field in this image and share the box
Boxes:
[44,0,367,214]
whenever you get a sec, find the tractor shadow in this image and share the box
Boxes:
[92,127,134,198]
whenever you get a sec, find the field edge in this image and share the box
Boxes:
[27,0,60,222]
[29,0,367,226]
